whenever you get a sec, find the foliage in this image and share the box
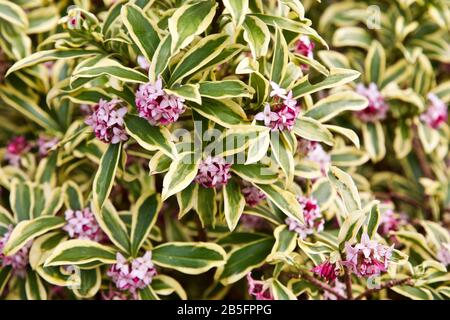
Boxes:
[0,0,449,300]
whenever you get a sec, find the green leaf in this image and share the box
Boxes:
[196,186,217,227]
[25,271,47,300]
[152,242,226,275]
[293,117,334,145]
[177,183,197,218]
[166,83,201,104]
[218,237,275,285]
[270,27,289,84]
[125,114,177,159]
[338,210,366,248]
[304,91,368,123]
[199,80,254,99]
[139,286,160,300]
[365,201,381,239]
[391,285,432,300]
[73,268,101,299]
[365,40,386,87]
[242,15,270,59]
[223,0,248,26]
[0,0,28,28]
[93,142,122,211]
[231,163,278,184]
[45,240,117,267]
[223,178,246,231]
[63,181,84,210]
[271,279,297,300]
[188,98,246,128]
[1,86,60,131]
[0,267,12,295]
[149,34,172,82]
[169,0,217,52]
[271,225,297,255]
[170,33,229,85]
[130,193,161,256]
[328,166,361,215]
[6,49,99,76]
[332,27,371,50]
[254,183,304,223]
[72,57,148,84]
[270,131,295,184]
[93,201,130,254]
[292,68,360,99]
[3,216,65,256]
[121,4,160,61]
[162,153,200,201]
[362,121,386,163]
[10,180,33,222]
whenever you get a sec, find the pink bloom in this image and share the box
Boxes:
[254,83,299,131]
[437,244,450,267]
[286,196,324,239]
[246,273,273,300]
[240,214,267,230]
[195,156,231,188]
[378,209,402,237]
[137,55,150,71]
[297,138,318,156]
[4,136,30,166]
[312,260,339,282]
[420,93,448,129]
[344,233,393,277]
[107,252,157,294]
[306,143,331,175]
[241,181,266,206]
[85,99,128,144]
[295,36,315,70]
[323,280,346,300]
[0,225,31,277]
[355,83,389,122]
[37,136,59,157]
[63,208,104,242]
[295,36,315,59]
[135,77,185,126]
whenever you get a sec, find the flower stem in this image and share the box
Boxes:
[355,278,414,300]
[299,272,347,300]
[344,266,353,299]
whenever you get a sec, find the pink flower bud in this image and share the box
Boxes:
[420,93,448,129]
[195,156,231,188]
[355,83,389,122]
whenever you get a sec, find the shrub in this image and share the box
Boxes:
[0,0,449,300]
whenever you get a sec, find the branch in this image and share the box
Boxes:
[299,272,347,300]
[344,266,353,299]
[355,278,414,300]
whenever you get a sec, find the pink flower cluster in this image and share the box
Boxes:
[355,83,389,122]
[0,225,31,277]
[378,209,403,237]
[295,35,315,70]
[63,208,104,242]
[420,93,448,129]
[254,82,299,131]
[344,233,393,277]
[312,260,339,282]
[295,36,315,59]
[437,244,450,267]
[101,286,133,300]
[286,196,324,239]
[241,181,266,206]
[107,252,157,294]
[85,99,128,144]
[37,136,59,157]
[246,273,273,300]
[305,143,331,175]
[135,77,186,126]
[195,156,231,188]
[4,136,30,166]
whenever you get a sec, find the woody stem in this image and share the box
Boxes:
[355,278,414,300]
